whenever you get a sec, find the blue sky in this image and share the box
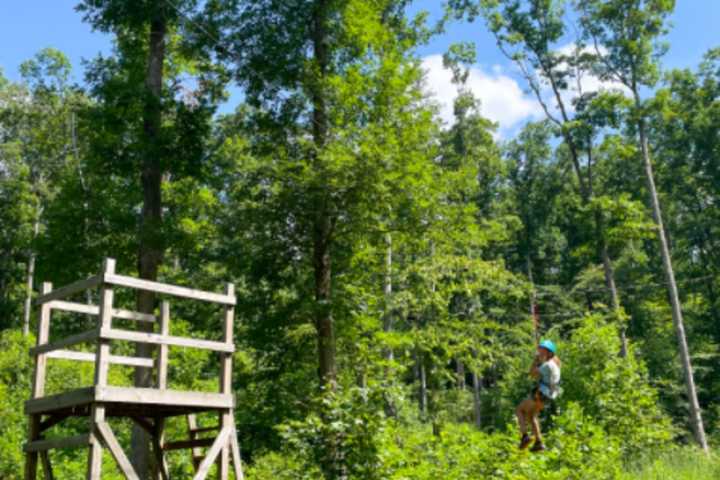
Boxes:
[1,1,718,134]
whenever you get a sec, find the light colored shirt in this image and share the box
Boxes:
[538,360,561,399]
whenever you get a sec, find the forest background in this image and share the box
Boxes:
[2,0,720,478]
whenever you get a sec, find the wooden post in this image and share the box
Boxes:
[156,302,169,480]
[152,417,170,480]
[186,414,203,472]
[87,258,115,480]
[217,283,235,479]
[158,301,169,390]
[25,282,52,480]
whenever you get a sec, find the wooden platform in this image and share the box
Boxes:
[25,258,244,479]
[26,386,235,417]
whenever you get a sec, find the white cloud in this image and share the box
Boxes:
[421,54,543,135]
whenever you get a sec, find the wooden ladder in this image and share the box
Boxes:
[186,414,220,472]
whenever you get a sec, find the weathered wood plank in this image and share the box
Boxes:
[152,418,170,480]
[25,388,95,415]
[95,386,235,409]
[104,273,236,305]
[32,282,54,399]
[24,434,91,452]
[100,328,234,353]
[162,437,215,451]
[94,259,115,389]
[27,283,53,480]
[48,301,156,323]
[30,330,98,356]
[157,302,169,389]
[218,284,235,479]
[187,414,203,472]
[96,421,139,480]
[192,426,231,480]
[40,450,55,480]
[24,415,41,480]
[34,275,101,305]
[190,425,219,434]
[88,260,114,480]
[230,429,245,480]
[45,350,154,368]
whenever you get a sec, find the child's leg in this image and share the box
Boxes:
[530,411,543,443]
[516,398,535,436]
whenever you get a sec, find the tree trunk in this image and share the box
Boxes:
[472,369,482,428]
[456,360,465,390]
[636,109,709,453]
[383,233,393,360]
[600,241,627,356]
[131,4,167,476]
[22,215,40,335]
[419,355,427,417]
[313,215,336,386]
[310,0,336,391]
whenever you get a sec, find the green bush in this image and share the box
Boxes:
[379,402,621,480]
[558,315,675,458]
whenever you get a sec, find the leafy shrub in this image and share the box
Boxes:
[559,315,675,458]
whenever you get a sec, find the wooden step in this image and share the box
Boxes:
[190,425,219,434]
[25,434,91,452]
[163,437,215,451]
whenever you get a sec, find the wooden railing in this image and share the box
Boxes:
[25,257,242,480]
[29,257,236,399]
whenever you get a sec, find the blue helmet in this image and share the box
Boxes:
[539,339,557,354]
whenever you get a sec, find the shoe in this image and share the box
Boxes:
[530,441,546,452]
[519,434,532,450]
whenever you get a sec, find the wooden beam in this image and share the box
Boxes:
[40,451,55,480]
[87,260,115,480]
[230,430,245,480]
[95,386,235,409]
[187,414,203,472]
[48,301,156,323]
[34,275,101,305]
[96,421,139,480]
[30,330,98,356]
[104,273,236,305]
[190,425,219,434]
[25,387,95,415]
[45,350,154,368]
[157,302,169,389]
[25,434,91,452]
[27,282,53,480]
[25,415,41,480]
[100,328,234,353]
[192,426,231,480]
[218,283,235,479]
[152,418,170,480]
[32,282,54,399]
[162,437,215,451]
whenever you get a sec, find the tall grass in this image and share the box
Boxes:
[620,447,720,480]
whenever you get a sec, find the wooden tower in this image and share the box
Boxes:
[24,258,244,479]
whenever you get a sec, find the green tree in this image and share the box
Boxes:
[577,0,709,452]
[77,0,226,473]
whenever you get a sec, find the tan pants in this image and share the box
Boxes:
[516,390,545,442]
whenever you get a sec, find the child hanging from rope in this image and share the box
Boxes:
[516,339,561,452]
